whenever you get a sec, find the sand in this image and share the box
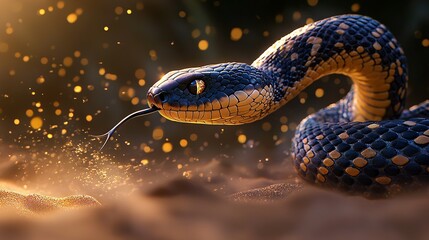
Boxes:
[0,182,99,217]
[1,169,429,240]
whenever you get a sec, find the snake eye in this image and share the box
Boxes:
[188,79,205,95]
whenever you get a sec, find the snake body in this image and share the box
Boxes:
[102,15,429,197]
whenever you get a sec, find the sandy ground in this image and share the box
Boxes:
[1,155,429,240]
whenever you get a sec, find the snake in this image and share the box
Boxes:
[95,15,429,198]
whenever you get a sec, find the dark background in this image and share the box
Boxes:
[0,0,428,194]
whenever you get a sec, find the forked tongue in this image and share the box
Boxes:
[90,107,158,150]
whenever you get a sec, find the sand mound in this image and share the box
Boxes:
[0,182,100,216]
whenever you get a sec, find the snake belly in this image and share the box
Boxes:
[145,14,429,197]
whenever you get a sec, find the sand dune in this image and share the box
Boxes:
[0,178,429,240]
[0,182,99,217]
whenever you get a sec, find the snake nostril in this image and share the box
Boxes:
[158,92,168,103]
[147,91,168,107]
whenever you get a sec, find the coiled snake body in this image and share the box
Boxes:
[98,15,429,197]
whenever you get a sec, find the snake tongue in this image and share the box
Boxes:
[90,107,159,151]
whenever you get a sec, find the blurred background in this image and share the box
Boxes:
[0,0,428,198]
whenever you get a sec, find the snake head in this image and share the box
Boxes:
[147,62,276,125]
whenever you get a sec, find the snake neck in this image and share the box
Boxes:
[252,15,408,122]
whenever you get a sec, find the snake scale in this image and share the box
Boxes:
[97,15,429,197]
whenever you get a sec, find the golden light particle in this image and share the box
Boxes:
[262,122,271,131]
[63,56,73,67]
[198,40,209,51]
[80,58,88,65]
[422,39,429,47]
[230,27,243,41]
[292,11,302,21]
[131,97,139,105]
[48,6,54,12]
[135,68,146,79]
[5,27,13,35]
[351,3,360,12]
[74,85,82,93]
[114,6,123,15]
[30,117,43,129]
[22,56,30,62]
[179,139,188,147]
[177,164,183,169]
[61,129,67,135]
[26,109,34,117]
[149,50,157,61]
[178,10,186,18]
[67,13,78,23]
[73,50,81,58]
[103,26,109,31]
[35,76,45,85]
[85,115,92,122]
[190,133,198,141]
[280,116,288,123]
[47,133,53,139]
[58,68,66,77]
[35,102,41,108]
[98,68,105,75]
[0,42,8,53]
[307,0,318,7]
[152,127,164,140]
[40,57,48,64]
[275,14,283,23]
[183,170,192,179]
[191,29,201,39]
[237,134,247,144]
[138,79,146,86]
[315,88,324,98]
[57,1,65,9]
[53,101,60,107]
[75,8,83,15]
[38,9,46,15]
[142,145,151,153]
[162,142,173,153]
[13,119,20,125]
[118,86,135,100]
[105,73,117,81]
[141,159,149,165]
[306,18,314,24]
[281,124,289,132]
[126,9,132,14]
